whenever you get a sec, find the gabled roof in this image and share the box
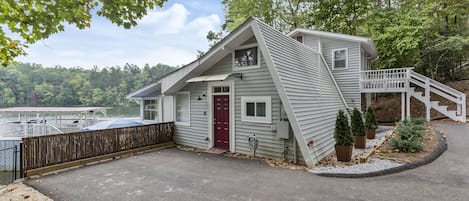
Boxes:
[288,28,378,58]
[125,81,161,99]
[160,18,257,94]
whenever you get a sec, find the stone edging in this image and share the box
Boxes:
[314,129,447,178]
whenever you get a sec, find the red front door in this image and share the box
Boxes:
[214,95,229,150]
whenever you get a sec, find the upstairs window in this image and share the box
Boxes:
[332,48,348,69]
[233,44,259,70]
[143,99,158,121]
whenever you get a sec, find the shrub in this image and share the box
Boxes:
[390,118,426,152]
[334,110,354,146]
[351,108,366,136]
[364,106,378,130]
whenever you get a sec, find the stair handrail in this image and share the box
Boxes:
[319,54,350,110]
[409,70,465,100]
[409,70,466,121]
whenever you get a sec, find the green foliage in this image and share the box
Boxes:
[364,106,378,130]
[365,8,428,69]
[221,0,469,81]
[307,0,370,35]
[0,63,175,107]
[334,110,354,146]
[350,108,366,136]
[222,0,312,32]
[390,118,426,153]
[0,0,168,66]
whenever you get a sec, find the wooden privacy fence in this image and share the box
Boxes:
[22,122,174,172]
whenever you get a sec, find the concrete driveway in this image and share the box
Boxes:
[26,123,469,201]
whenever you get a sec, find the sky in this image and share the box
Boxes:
[17,0,225,69]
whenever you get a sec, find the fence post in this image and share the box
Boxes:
[20,143,24,178]
[13,145,17,181]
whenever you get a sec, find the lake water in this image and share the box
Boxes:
[0,106,140,137]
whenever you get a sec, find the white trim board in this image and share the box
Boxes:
[207,80,235,153]
[331,48,348,70]
[232,43,261,71]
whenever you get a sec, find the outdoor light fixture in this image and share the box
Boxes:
[197,96,202,100]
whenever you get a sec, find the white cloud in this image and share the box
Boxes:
[139,3,190,34]
[17,1,223,69]
[187,14,221,36]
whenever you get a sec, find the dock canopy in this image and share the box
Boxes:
[186,73,242,83]
[0,107,108,114]
[126,82,161,99]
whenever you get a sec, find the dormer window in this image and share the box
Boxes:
[295,35,303,43]
[332,48,348,69]
[233,44,260,70]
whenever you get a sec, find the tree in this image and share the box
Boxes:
[307,0,370,35]
[350,108,365,137]
[365,8,428,69]
[222,0,313,32]
[0,0,168,66]
[0,62,176,107]
[220,0,469,81]
[334,110,353,146]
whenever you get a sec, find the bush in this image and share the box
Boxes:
[390,118,426,152]
[364,106,378,130]
[351,108,366,136]
[334,110,354,146]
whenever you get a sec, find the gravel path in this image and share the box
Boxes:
[310,126,397,174]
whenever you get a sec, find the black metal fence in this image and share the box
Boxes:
[0,144,22,185]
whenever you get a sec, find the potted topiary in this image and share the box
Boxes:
[334,110,354,162]
[351,108,366,149]
[365,106,378,139]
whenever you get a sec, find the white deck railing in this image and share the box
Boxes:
[360,68,466,122]
[360,68,411,92]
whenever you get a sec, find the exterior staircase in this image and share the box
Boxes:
[360,68,466,122]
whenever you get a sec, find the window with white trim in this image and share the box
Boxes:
[143,99,158,121]
[175,92,190,125]
[233,44,259,70]
[332,48,348,69]
[241,96,271,123]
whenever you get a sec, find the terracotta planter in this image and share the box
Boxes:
[335,145,353,162]
[367,129,376,139]
[354,136,366,149]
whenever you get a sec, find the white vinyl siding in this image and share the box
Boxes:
[254,20,348,165]
[174,83,208,149]
[173,51,300,163]
[304,34,361,109]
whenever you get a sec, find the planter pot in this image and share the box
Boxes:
[335,145,353,162]
[355,136,366,149]
[367,129,376,139]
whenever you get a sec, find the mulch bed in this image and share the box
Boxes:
[373,123,439,163]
